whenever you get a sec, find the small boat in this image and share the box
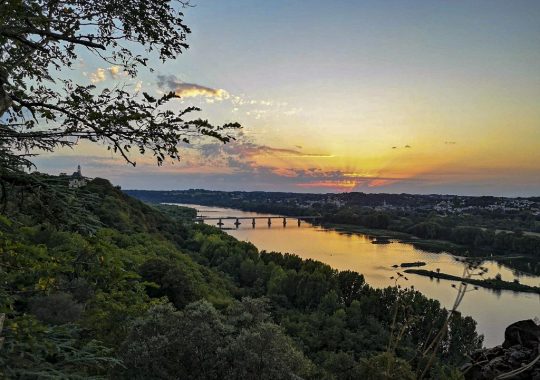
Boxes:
[372,237,391,244]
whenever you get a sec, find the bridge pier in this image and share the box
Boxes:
[197,215,321,228]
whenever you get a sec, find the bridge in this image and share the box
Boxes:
[196,215,322,228]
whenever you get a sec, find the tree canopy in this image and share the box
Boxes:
[0,175,482,378]
[0,0,240,176]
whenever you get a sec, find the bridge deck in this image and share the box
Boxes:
[196,216,321,221]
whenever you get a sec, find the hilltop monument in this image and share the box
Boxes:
[68,165,87,188]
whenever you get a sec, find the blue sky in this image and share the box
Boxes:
[35,0,540,196]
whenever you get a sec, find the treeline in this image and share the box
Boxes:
[325,208,391,229]
[0,175,480,379]
[407,223,540,257]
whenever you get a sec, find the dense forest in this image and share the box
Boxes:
[127,190,540,275]
[0,174,482,379]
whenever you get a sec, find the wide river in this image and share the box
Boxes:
[176,204,540,347]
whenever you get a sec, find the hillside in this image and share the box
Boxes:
[1,175,482,379]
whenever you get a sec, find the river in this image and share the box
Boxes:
[175,203,540,347]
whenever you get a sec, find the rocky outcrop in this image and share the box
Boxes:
[463,320,540,380]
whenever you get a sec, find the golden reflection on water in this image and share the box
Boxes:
[181,204,540,347]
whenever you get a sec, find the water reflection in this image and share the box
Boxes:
[176,204,540,347]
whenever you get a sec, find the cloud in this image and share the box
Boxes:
[343,172,375,178]
[230,94,300,118]
[297,180,358,190]
[89,66,127,84]
[245,109,268,119]
[109,66,121,78]
[155,74,301,120]
[183,140,413,192]
[32,142,420,194]
[90,68,106,84]
[230,96,287,107]
[292,170,410,191]
[283,107,303,116]
[157,74,229,100]
[197,141,333,162]
[272,167,299,177]
[367,179,398,187]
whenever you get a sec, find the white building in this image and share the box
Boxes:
[68,165,88,188]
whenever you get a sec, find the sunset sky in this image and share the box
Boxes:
[35,0,540,196]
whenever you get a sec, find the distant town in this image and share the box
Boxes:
[126,189,540,217]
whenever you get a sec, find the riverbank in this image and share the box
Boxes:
[323,222,466,252]
[322,222,538,276]
[404,269,540,294]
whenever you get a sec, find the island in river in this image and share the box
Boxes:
[404,269,540,294]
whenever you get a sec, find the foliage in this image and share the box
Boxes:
[0,0,240,176]
[358,352,416,380]
[117,300,312,379]
[0,176,483,377]
[29,292,83,325]
[0,316,120,379]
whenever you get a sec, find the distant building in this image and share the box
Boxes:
[68,165,88,188]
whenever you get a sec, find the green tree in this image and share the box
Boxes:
[28,292,83,325]
[337,270,365,306]
[118,299,312,380]
[223,322,313,380]
[0,316,119,379]
[118,302,227,380]
[358,352,416,380]
[139,257,202,309]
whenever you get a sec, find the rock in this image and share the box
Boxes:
[506,345,530,365]
[503,319,540,349]
[464,320,540,380]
